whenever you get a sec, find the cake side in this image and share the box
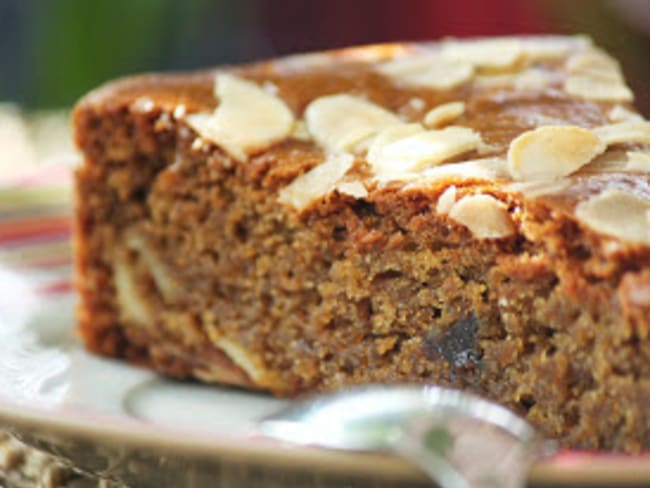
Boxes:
[74,37,650,451]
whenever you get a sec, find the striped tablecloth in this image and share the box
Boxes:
[0,107,113,487]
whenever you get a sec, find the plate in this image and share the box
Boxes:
[1,186,650,487]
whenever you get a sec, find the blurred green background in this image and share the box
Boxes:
[1,0,649,113]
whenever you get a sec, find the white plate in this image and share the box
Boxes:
[1,262,650,486]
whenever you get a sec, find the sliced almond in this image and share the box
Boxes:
[406,157,509,190]
[376,55,474,90]
[305,94,402,153]
[186,73,294,161]
[593,121,650,146]
[520,36,584,60]
[448,194,514,239]
[367,123,425,162]
[369,126,483,180]
[440,38,523,70]
[608,105,644,123]
[625,151,650,172]
[507,125,606,181]
[278,153,355,210]
[436,185,457,215]
[423,102,465,128]
[290,120,312,141]
[506,179,572,199]
[113,250,152,326]
[336,181,368,199]
[566,49,622,80]
[564,75,633,102]
[575,189,650,245]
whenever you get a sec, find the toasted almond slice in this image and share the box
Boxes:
[566,49,622,80]
[440,38,523,70]
[436,185,457,215]
[378,52,476,89]
[506,179,572,199]
[336,181,368,199]
[405,157,509,189]
[377,55,475,90]
[507,125,606,181]
[305,94,402,153]
[448,194,514,239]
[608,105,644,123]
[593,121,650,146]
[625,151,650,172]
[186,74,294,162]
[423,102,465,128]
[575,189,650,245]
[520,36,582,60]
[367,123,425,162]
[564,75,633,102]
[290,120,312,141]
[278,153,355,210]
[369,126,483,179]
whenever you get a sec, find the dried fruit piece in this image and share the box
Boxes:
[278,153,355,210]
[305,94,402,153]
[436,185,457,215]
[368,126,483,180]
[423,102,465,128]
[186,73,295,161]
[507,125,606,181]
[448,194,514,239]
[376,55,474,90]
[575,189,650,245]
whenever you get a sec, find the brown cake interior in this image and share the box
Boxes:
[74,40,650,452]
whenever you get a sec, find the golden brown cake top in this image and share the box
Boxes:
[77,36,650,247]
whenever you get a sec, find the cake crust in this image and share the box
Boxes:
[74,37,650,452]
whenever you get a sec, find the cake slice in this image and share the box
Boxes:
[73,36,650,452]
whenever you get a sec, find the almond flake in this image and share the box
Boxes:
[566,49,622,80]
[404,157,509,190]
[608,105,644,123]
[625,151,650,172]
[436,185,457,215]
[423,102,465,128]
[368,126,483,180]
[278,153,355,210]
[290,120,312,141]
[448,194,514,239]
[506,179,571,199]
[305,94,402,153]
[440,39,523,70]
[593,121,650,146]
[507,125,606,181]
[564,75,633,102]
[186,73,294,161]
[520,36,582,60]
[336,181,368,199]
[376,55,474,90]
[575,189,650,245]
[367,123,424,162]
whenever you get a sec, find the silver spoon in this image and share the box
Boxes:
[259,385,555,488]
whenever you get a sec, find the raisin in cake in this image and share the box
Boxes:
[73,36,650,452]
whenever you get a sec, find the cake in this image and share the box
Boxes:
[73,36,650,452]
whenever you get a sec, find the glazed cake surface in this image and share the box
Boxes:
[74,36,650,452]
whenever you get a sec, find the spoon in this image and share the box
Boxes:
[259,385,555,488]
